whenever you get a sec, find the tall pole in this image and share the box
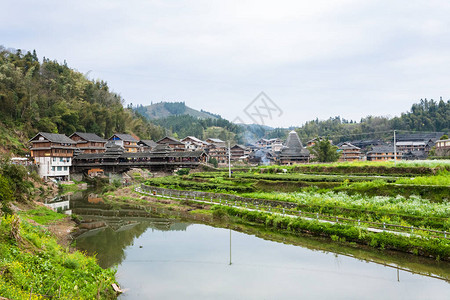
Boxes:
[393,130,397,164]
[228,141,231,178]
[229,229,232,265]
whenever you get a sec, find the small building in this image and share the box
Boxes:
[138,140,158,152]
[69,132,107,154]
[181,136,209,151]
[29,132,76,180]
[395,141,431,153]
[279,131,310,165]
[230,144,250,161]
[435,139,450,157]
[109,133,139,153]
[367,146,402,161]
[205,138,226,148]
[207,144,228,164]
[156,136,186,152]
[338,142,362,162]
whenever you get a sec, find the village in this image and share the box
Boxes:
[24,129,450,181]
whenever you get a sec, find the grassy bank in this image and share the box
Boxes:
[105,186,450,261]
[0,207,117,299]
[139,160,449,260]
[211,205,450,260]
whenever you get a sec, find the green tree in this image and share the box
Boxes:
[310,139,340,162]
[0,174,13,215]
[208,157,218,168]
[440,134,448,140]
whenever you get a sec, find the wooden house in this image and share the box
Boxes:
[109,133,139,153]
[338,142,362,162]
[156,136,186,152]
[230,144,249,161]
[367,146,402,161]
[138,140,158,152]
[207,144,228,164]
[69,132,107,154]
[435,139,450,157]
[205,138,225,148]
[29,132,76,180]
[181,136,209,151]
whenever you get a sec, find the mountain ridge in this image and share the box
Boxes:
[134,102,220,120]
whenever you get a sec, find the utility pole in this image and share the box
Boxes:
[229,229,232,265]
[393,130,397,164]
[228,141,231,178]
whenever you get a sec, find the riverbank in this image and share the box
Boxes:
[0,160,119,299]
[83,184,449,283]
[98,184,450,262]
[0,204,118,299]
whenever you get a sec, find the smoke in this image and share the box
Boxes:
[253,149,270,165]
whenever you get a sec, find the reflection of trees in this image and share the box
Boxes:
[77,222,150,268]
[76,220,191,268]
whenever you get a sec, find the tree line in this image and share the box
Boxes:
[0,47,165,142]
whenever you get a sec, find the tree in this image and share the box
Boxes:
[0,174,13,215]
[440,134,448,140]
[310,139,340,162]
[208,157,218,168]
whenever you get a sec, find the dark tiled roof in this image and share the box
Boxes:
[367,145,396,154]
[70,132,107,142]
[139,140,158,147]
[109,133,138,142]
[207,138,225,143]
[397,132,444,142]
[29,132,75,144]
[157,136,185,145]
[339,142,360,150]
[231,144,247,150]
[279,131,309,158]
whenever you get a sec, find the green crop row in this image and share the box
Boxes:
[213,205,450,260]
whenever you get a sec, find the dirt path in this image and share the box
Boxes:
[47,217,77,250]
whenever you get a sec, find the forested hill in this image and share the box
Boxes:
[0,47,165,154]
[296,98,450,143]
[134,102,220,120]
[133,102,242,142]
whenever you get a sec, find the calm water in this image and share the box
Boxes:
[75,219,450,300]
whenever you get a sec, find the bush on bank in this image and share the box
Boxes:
[0,213,117,299]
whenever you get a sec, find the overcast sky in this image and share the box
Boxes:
[2,0,450,127]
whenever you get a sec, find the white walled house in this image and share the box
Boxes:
[29,132,76,180]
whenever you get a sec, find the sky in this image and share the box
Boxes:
[2,0,450,127]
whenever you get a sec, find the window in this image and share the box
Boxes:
[64,166,68,171]
[52,167,55,171]
[60,158,63,162]
[57,166,62,171]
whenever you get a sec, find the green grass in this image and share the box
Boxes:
[19,207,67,225]
[0,214,116,299]
[213,205,450,260]
[395,171,450,186]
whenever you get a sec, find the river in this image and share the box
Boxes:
[50,191,450,299]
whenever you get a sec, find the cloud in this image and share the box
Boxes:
[2,0,450,126]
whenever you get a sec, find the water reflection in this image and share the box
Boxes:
[77,222,449,300]
[44,194,72,215]
[68,190,449,299]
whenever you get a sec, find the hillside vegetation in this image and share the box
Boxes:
[296,99,449,143]
[134,101,220,120]
[0,47,165,154]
